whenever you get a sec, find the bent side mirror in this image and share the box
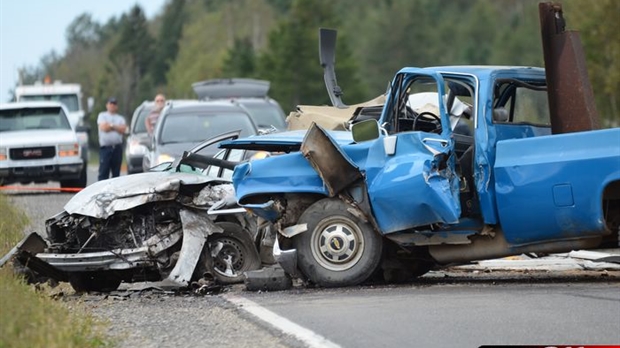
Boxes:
[75,125,91,135]
[351,119,380,143]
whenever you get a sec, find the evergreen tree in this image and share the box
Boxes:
[108,5,156,115]
[222,37,257,77]
[152,0,187,86]
[567,0,619,126]
[256,0,367,113]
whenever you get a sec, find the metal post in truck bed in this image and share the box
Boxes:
[539,2,600,134]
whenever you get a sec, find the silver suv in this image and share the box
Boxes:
[125,101,154,174]
[142,99,259,172]
[192,78,287,132]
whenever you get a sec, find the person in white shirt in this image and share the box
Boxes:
[97,97,127,180]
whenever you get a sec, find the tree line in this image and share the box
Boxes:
[13,0,619,143]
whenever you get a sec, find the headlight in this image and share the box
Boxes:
[157,153,174,165]
[0,147,6,161]
[58,143,80,157]
[128,140,147,155]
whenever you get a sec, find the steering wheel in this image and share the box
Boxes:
[413,111,442,133]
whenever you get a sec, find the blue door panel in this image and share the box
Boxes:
[366,132,461,234]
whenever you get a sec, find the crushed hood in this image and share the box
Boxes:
[64,171,227,219]
[219,129,354,153]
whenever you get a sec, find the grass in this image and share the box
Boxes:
[0,194,113,348]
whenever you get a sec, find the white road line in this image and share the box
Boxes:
[222,294,341,348]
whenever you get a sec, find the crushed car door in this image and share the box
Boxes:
[366,70,461,234]
[300,71,461,235]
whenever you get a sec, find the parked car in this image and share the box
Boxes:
[125,100,154,174]
[192,78,287,132]
[0,101,86,188]
[2,131,275,292]
[142,100,259,172]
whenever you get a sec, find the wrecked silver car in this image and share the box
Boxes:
[5,131,274,292]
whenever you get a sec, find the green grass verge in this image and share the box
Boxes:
[0,194,113,348]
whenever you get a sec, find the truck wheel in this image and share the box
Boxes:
[68,272,122,293]
[203,222,261,284]
[60,166,87,189]
[294,198,383,287]
[76,165,88,188]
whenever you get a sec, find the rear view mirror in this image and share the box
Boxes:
[351,119,380,143]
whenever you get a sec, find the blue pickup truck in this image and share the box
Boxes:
[222,3,620,287]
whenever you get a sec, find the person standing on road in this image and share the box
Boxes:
[145,93,166,135]
[97,97,127,181]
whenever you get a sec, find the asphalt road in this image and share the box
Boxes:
[4,166,620,348]
[236,279,620,347]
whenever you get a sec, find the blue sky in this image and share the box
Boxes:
[0,0,168,102]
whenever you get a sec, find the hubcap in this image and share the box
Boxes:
[211,239,244,277]
[311,217,364,271]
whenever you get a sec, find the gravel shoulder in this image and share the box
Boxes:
[78,287,300,348]
[6,188,301,348]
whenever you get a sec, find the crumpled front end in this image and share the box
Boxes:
[6,180,236,291]
[232,153,330,222]
[63,171,228,219]
[233,123,462,235]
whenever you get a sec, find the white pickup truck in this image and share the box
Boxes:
[0,101,86,188]
[14,81,92,173]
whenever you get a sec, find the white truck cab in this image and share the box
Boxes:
[14,80,92,165]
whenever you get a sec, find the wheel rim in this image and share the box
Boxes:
[210,237,245,278]
[310,216,364,271]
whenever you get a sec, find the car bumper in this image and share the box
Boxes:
[36,246,155,272]
[126,155,144,173]
[0,162,83,185]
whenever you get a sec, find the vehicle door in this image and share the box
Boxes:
[362,70,461,234]
[301,70,469,234]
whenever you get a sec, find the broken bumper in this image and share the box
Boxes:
[273,237,302,278]
[36,247,154,272]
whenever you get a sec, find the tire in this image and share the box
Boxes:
[75,165,87,188]
[294,198,383,287]
[60,166,87,189]
[68,271,122,293]
[204,222,261,284]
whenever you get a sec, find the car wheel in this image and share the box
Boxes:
[294,198,383,287]
[204,222,261,284]
[68,271,122,293]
